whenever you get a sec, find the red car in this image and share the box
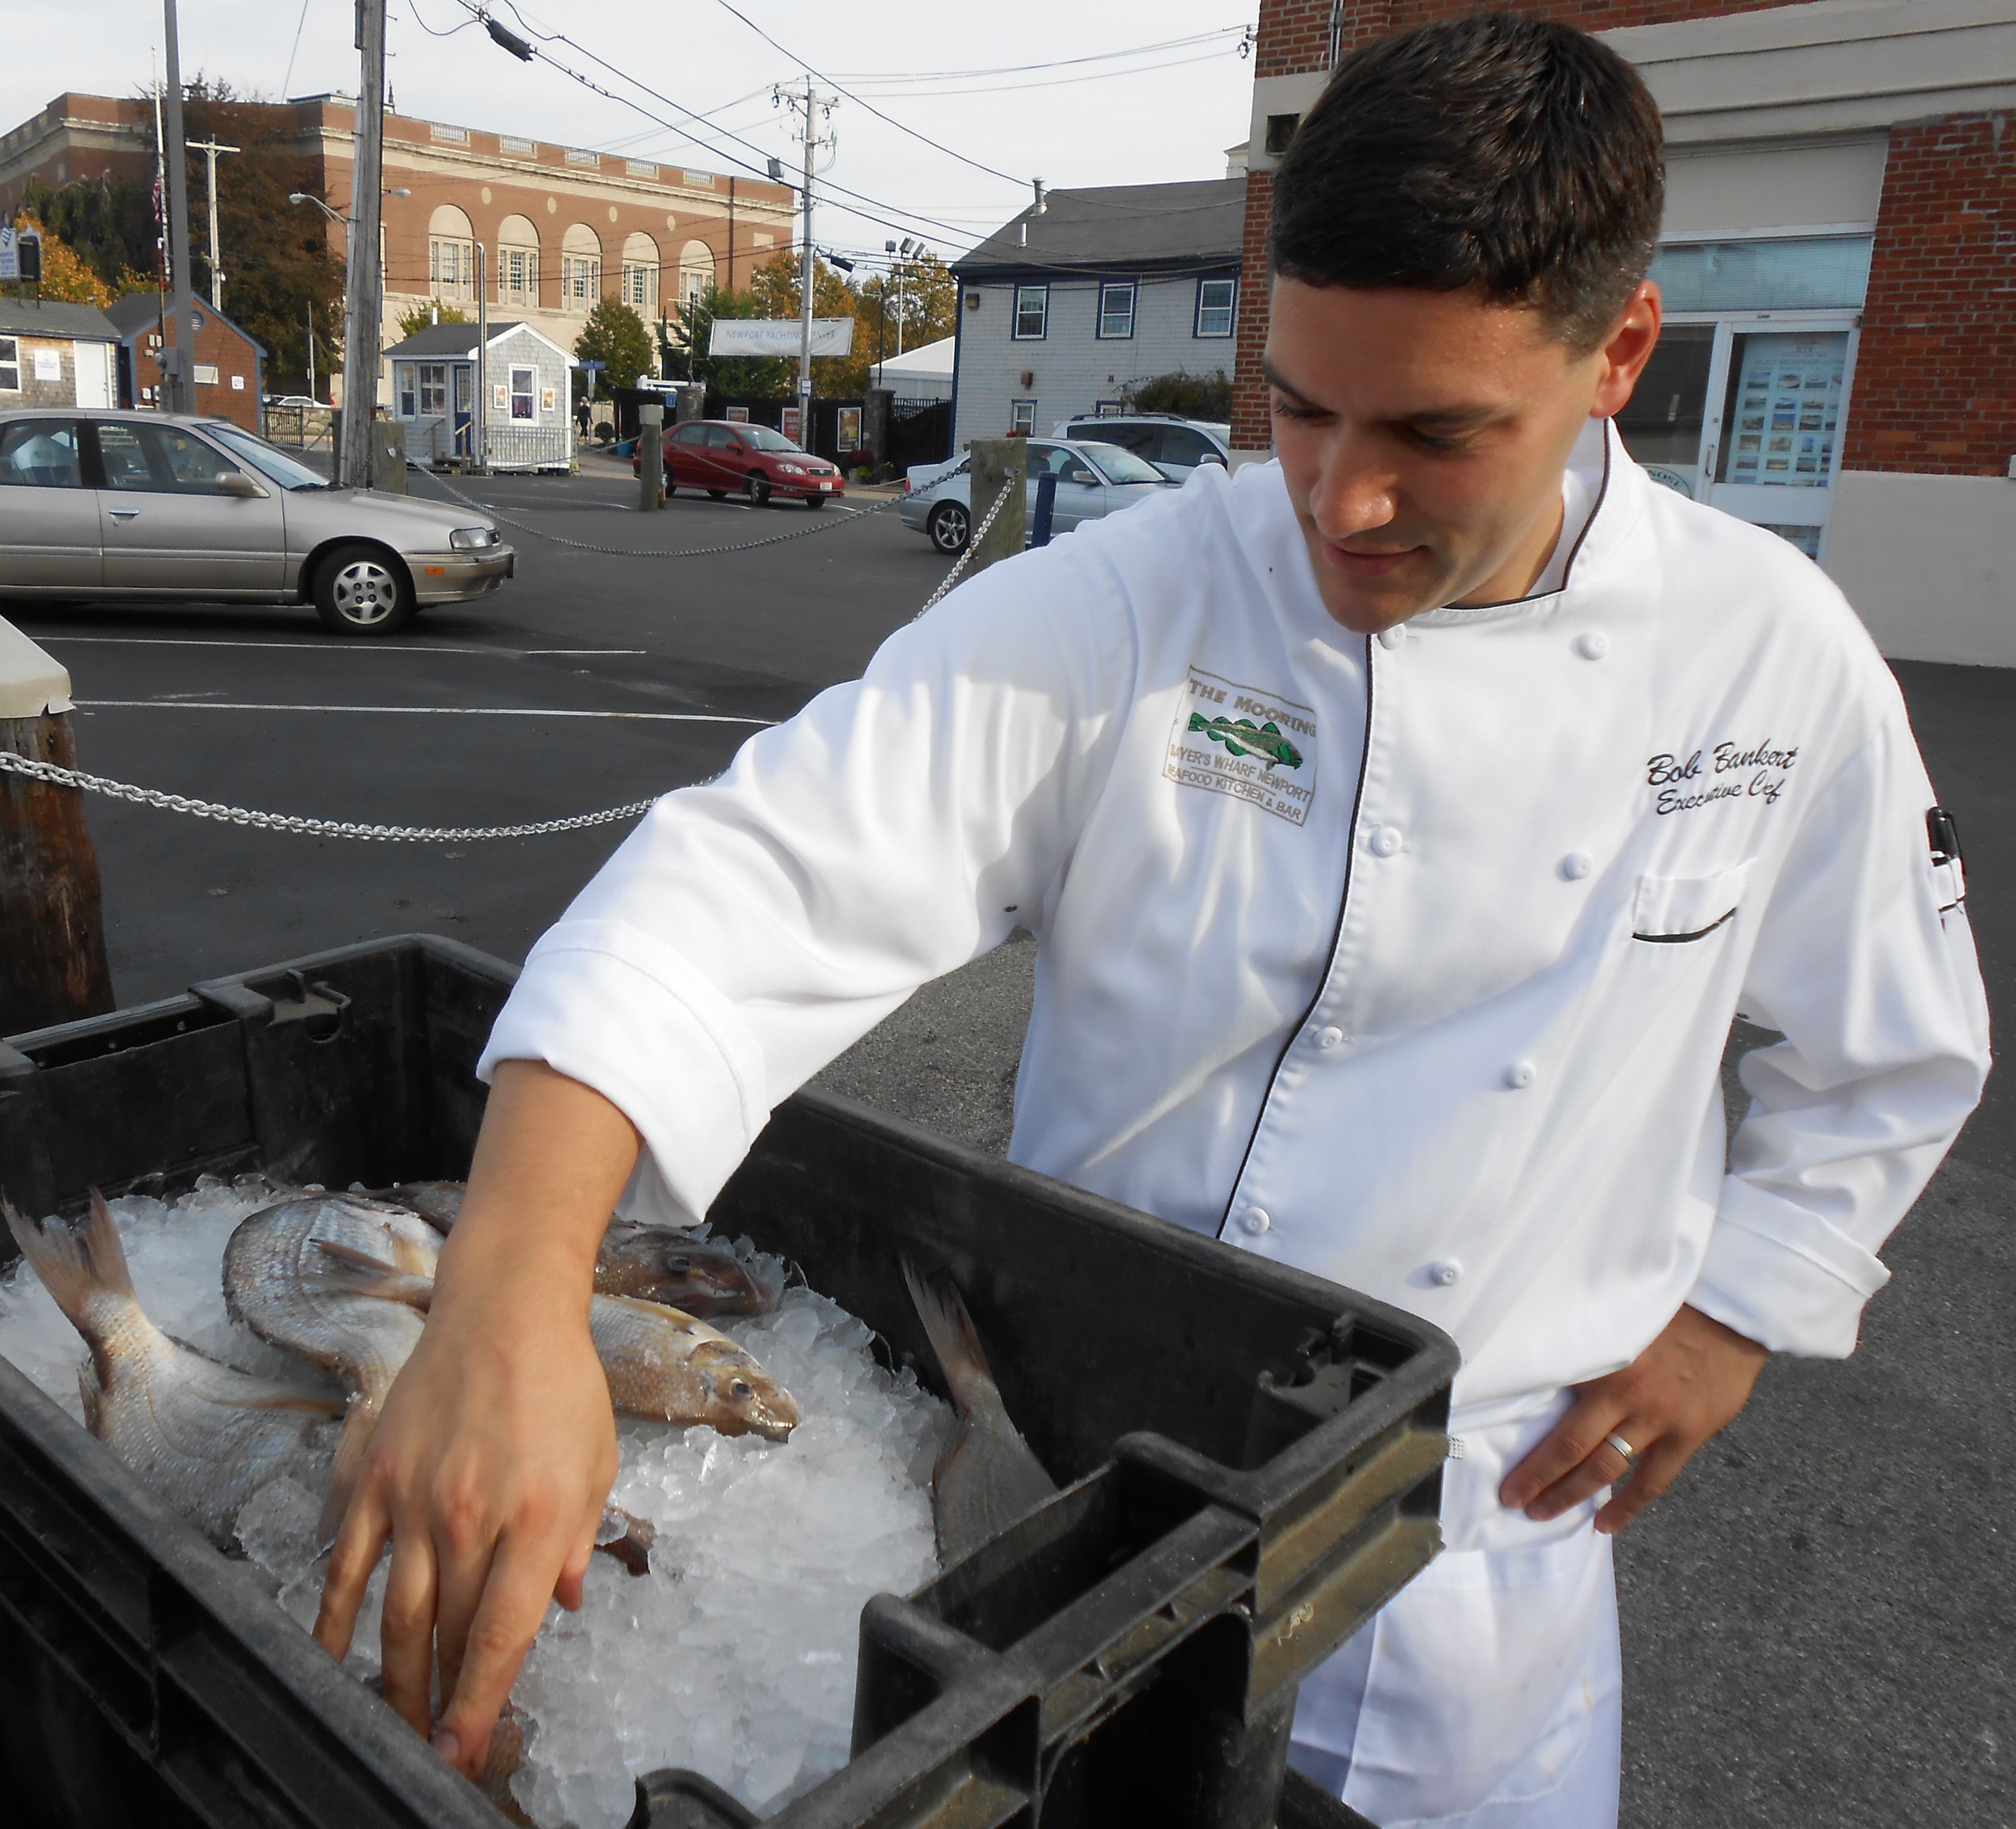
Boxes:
[631,419,846,507]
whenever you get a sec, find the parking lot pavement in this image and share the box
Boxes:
[8,466,2007,1824]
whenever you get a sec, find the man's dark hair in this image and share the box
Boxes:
[1270,12,1664,351]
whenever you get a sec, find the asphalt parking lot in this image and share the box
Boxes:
[7,460,2010,1826]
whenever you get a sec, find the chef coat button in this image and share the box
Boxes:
[1240,1206,1272,1236]
[1377,627,1405,650]
[1369,825,1405,857]
[1576,631,1610,660]
[1506,1060,1537,1089]
[1314,1025,1345,1050]
[1560,851,1593,881]
[1430,1258,1463,1287]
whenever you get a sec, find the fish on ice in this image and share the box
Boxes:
[902,1259,1056,1564]
[3,1192,340,1548]
[381,1180,778,1319]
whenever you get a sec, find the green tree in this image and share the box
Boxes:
[574,298,656,388]
[674,281,794,400]
[1123,369,1232,420]
[21,173,155,296]
[395,299,472,340]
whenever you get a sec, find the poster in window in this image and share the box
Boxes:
[780,406,804,444]
[1722,334,1846,487]
[541,386,557,412]
[726,405,749,423]
[492,383,509,411]
[836,405,862,452]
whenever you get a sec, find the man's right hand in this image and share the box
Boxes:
[311,1060,642,1782]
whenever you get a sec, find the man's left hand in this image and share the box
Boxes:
[1499,1304,1768,1535]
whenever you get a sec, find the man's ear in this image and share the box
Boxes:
[1589,281,1663,419]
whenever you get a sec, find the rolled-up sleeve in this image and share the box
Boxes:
[1689,707,1991,1356]
[478,540,1138,1223]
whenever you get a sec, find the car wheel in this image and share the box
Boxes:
[804,494,828,510]
[744,473,772,508]
[928,500,969,554]
[312,542,414,635]
[707,489,727,501]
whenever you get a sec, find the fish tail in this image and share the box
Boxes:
[317,1396,380,1544]
[901,1256,998,1413]
[1187,712,1210,733]
[311,1237,436,1311]
[2,1189,135,1327]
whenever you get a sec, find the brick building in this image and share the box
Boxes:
[105,294,265,431]
[0,92,795,407]
[1233,1,2016,666]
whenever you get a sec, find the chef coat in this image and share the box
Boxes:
[482,419,1989,1412]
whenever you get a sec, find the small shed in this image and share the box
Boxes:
[105,294,267,432]
[384,320,575,471]
[0,298,119,412]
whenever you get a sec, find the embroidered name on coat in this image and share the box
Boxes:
[1165,666,1318,826]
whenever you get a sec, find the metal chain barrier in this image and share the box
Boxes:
[0,477,1010,843]
[414,469,906,560]
[0,747,669,843]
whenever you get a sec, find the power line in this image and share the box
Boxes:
[828,27,1250,85]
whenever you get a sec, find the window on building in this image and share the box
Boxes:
[622,263,656,312]
[0,336,18,391]
[510,366,536,420]
[1195,277,1236,338]
[419,364,448,415]
[429,236,474,302]
[562,252,602,308]
[398,366,415,418]
[1010,399,1036,435]
[1098,281,1136,340]
[499,245,539,304]
[1647,236,1873,314]
[1013,285,1048,340]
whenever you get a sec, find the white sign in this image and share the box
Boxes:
[707,318,854,357]
[0,227,15,281]
[33,350,61,381]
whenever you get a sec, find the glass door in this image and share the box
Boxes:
[1618,313,1859,562]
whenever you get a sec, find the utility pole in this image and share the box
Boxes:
[340,0,388,490]
[160,0,197,415]
[474,240,488,471]
[190,139,240,311]
[777,79,834,443]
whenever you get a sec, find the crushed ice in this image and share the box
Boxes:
[0,1176,948,1822]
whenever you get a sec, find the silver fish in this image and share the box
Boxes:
[222,1194,441,1531]
[383,1179,777,1319]
[323,1248,800,1444]
[902,1258,1056,1564]
[2,1192,340,1548]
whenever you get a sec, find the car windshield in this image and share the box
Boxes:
[202,423,331,490]
[739,425,802,452]
[1077,442,1169,486]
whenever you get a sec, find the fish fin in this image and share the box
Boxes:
[76,1364,102,1434]
[2,1191,133,1329]
[1223,738,1250,757]
[1262,720,1282,735]
[317,1397,379,1543]
[310,1238,435,1311]
[901,1256,999,1412]
[239,1384,346,1419]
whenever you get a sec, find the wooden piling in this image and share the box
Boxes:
[0,623,114,1035]
[967,440,1029,577]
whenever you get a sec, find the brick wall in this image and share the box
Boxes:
[126,304,263,431]
[1231,170,1277,451]
[1843,114,2016,477]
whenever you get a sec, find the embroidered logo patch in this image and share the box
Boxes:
[1165,667,1317,825]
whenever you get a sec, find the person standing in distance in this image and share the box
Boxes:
[314,15,1989,1827]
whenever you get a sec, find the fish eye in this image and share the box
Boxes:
[731,1380,753,1400]
[666,1256,692,1274]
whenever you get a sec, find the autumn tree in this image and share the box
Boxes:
[7,214,118,306]
[574,298,656,388]
[20,174,154,297]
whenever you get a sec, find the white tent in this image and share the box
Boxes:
[872,335,955,401]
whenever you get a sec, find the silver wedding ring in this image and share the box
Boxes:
[1604,1431,1639,1469]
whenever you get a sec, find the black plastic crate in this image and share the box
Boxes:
[0,935,1453,1829]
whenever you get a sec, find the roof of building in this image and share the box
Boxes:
[104,293,265,351]
[873,335,955,382]
[0,296,120,340]
[956,178,1246,278]
[381,319,574,361]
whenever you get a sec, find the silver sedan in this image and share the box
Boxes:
[0,408,513,635]
[899,437,1175,554]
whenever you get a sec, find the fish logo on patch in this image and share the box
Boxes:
[1166,666,1317,826]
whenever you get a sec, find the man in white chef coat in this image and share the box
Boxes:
[315,15,1989,1824]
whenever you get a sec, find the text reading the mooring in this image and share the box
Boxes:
[1167,666,1319,827]
[1647,740,1799,816]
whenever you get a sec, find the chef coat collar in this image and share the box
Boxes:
[1410,418,1636,631]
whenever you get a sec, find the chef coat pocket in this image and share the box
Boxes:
[1631,860,1752,944]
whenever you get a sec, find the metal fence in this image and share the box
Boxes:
[264,404,335,455]
[480,423,572,472]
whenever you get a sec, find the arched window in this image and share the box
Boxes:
[678,239,716,310]
[560,223,603,311]
[620,231,660,316]
[497,215,539,307]
[428,204,475,302]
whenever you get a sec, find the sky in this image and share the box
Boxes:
[8,1,1261,275]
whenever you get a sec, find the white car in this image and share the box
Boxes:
[900,438,1174,554]
[1049,414,1231,481]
